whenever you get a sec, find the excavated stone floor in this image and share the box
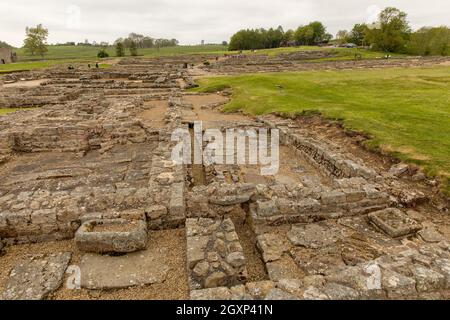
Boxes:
[0,54,449,300]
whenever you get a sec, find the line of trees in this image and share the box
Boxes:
[228,26,286,50]
[0,41,13,49]
[229,23,332,50]
[57,41,110,47]
[113,33,180,57]
[114,33,179,49]
[59,34,180,49]
[336,7,449,55]
[229,7,449,56]
[408,27,450,56]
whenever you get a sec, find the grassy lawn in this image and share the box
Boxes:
[12,44,404,61]
[1,44,229,73]
[14,44,230,61]
[2,45,407,73]
[193,66,450,193]
[0,60,72,73]
[0,60,110,73]
[239,46,406,60]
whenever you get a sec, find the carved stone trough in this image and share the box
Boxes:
[75,219,148,254]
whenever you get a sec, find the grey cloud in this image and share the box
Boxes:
[1,0,449,47]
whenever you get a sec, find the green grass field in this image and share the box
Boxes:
[0,44,229,73]
[193,66,450,193]
[0,60,111,73]
[13,44,403,61]
[240,46,406,60]
[1,44,407,74]
[14,44,230,61]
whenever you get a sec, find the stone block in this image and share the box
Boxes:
[368,208,421,238]
[321,191,346,205]
[145,205,168,220]
[256,200,276,217]
[75,219,148,254]
[170,182,185,217]
[410,264,445,293]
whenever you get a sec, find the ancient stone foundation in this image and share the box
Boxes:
[0,55,448,300]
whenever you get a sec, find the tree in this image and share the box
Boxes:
[142,37,154,48]
[295,22,328,45]
[128,33,145,48]
[0,41,13,49]
[309,21,327,44]
[407,26,450,56]
[23,24,48,57]
[336,30,350,45]
[365,7,411,52]
[129,41,138,56]
[265,26,284,48]
[295,25,314,45]
[115,42,125,57]
[229,27,286,50]
[323,33,333,43]
[222,41,228,46]
[97,49,109,58]
[349,24,368,46]
[282,29,295,45]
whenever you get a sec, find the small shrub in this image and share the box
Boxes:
[97,49,109,58]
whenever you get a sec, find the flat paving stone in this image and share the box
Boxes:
[418,227,446,243]
[1,252,71,300]
[338,216,400,246]
[80,247,169,289]
[368,208,422,238]
[287,222,343,249]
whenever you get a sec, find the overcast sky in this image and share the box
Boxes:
[2,0,449,47]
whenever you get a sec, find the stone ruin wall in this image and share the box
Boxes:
[0,92,185,244]
[0,61,197,244]
[1,56,449,300]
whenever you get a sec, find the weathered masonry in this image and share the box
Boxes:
[1,55,449,300]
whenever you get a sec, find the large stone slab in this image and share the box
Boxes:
[1,252,71,300]
[287,222,343,249]
[256,233,291,263]
[80,247,170,289]
[418,227,446,243]
[368,208,421,238]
